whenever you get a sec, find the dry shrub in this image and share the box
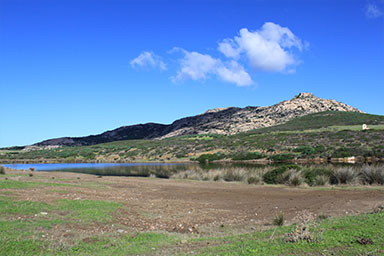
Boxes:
[331,167,356,184]
[286,210,320,243]
[247,175,261,185]
[287,171,303,187]
[313,175,329,186]
[273,212,284,226]
[223,168,247,182]
[359,165,384,185]
[0,166,5,175]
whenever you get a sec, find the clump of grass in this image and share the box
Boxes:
[286,210,319,243]
[313,175,329,186]
[287,171,303,187]
[331,167,356,184]
[223,168,247,182]
[273,213,284,226]
[0,166,5,175]
[359,165,384,185]
[302,167,333,186]
[263,165,301,184]
[247,175,261,185]
[28,173,33,177]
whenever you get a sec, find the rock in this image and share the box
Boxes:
[40,212,48,215]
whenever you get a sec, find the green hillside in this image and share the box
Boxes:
[1,111,384,163]
[251,111,384,133]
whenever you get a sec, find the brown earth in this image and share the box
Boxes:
[3,169,384,237]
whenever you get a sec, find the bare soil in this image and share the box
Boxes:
[3,170,384,236]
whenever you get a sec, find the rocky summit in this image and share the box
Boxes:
[35,93,362,146]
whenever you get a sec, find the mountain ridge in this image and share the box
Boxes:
[34,92,362,147]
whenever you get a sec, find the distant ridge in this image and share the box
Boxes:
[35,93,362,147]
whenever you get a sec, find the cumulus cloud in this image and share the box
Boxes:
[218,22,304,72]
[365,3,383,18]
[130,51,167,70]
[131,22,306,87]
[172,48,253,86]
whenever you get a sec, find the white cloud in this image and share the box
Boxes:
[218,22,304,72]
[172,48,253,86]
[130,51,167,70]
[365,3,383,18]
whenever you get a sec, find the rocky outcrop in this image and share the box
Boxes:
[35,93,362,146]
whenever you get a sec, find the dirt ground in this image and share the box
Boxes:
[3,170,384,236]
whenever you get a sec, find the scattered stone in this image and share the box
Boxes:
[40,212,48,215]
[356,237,374,245]
[117,229,125,233]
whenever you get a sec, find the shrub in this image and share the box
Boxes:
[359,165,384,185]
[286,210,319,243]
[247,176,261,185]
[331,167,356,184]
[273,213,284,226]
[231,152,264,160]
[268,153,296,162]
[302,167,333,186]
[287,171,303,187]
[263,165,300,184]
[223,168,246,182]
[313,175,329,186]
[293,146,315,156]
[0,166,5,175]
[196,153,226,164]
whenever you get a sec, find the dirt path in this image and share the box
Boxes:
[4,170,384,235]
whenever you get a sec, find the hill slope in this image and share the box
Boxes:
[3,111,383,163]
[34,92,361,147]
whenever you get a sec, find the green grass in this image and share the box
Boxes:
[0,179,75,189]
[0,196,122,223]
[195,212,384,255]
[0,195,176,255]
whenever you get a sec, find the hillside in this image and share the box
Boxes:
[1,111,383,163]
[34,92,361,147]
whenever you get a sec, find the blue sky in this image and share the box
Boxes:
[0,0,383,147]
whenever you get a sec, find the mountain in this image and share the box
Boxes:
[35,93,362,147]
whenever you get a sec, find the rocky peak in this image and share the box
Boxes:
[294,92,316,99]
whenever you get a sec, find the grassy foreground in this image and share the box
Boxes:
[1,175,383,256]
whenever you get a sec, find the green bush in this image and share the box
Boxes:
[302,167,333,186]
[196,153,226,164]
[263,165,301,184]
[231,152,264,160]
[268,153,296,162]
[293,146,316,156]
